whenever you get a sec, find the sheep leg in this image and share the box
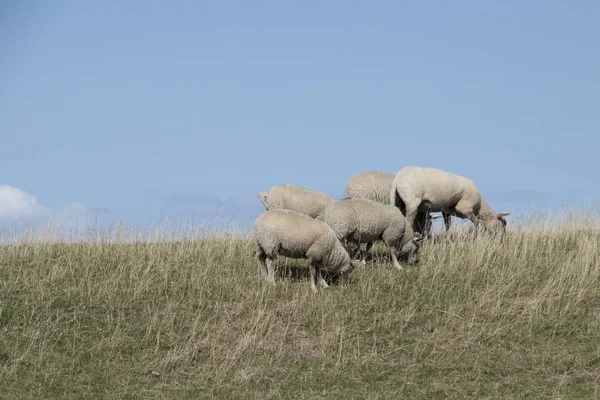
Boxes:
[389,246,403,270]
[318,269,329,289]
[404,207,419,235]
[308,261,319,293]
[265,256,277,284]
[364,242,374,261]
[347,239,365,264]
[342,238,358,259]
[257,250,268,279]
[414,211,423,236]
[414,211,429,237]
[423,213,432,238]
[442,211,452,236]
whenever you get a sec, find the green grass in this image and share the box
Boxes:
[1,220,599,399]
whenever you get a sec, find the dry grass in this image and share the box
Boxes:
[1,211,600,399]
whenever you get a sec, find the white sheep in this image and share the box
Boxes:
[323,198,423,270]
[258,184,334,221]
[254,209,360,293]
[343,170,440,237]
[344,171,396,203]
[389,166,510,236]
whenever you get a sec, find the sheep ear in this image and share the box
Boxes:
[496,212,510,218]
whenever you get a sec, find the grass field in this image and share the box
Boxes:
[1,212,599,399]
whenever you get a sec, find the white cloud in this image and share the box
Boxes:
[0,186,89,221]
[0,185,49,218]
[61,202,87,216]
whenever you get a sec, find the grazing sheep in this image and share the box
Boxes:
[344,171,396,203]
[258,184,334,221]
[254,209,360,293]
[343,170,440,237]
[323,198,423,270]
[390,166,510,236]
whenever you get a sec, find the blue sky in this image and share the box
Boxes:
[1,1,599,231]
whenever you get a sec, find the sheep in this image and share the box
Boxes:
[254,209,360,293]
[389,166,510,237]
[343,170,440,237]
[258,184,334,221]
[343,171,396,203]
[323,198,423,270]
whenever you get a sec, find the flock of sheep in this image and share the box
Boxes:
[253,166,511,293]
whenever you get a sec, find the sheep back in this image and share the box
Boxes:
[258,184,334,221]
[343,171,395,203]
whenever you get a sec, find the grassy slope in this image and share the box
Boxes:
[0,228,599,399]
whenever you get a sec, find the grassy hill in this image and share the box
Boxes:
[1,218,599,398]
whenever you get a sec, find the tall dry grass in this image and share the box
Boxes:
[0,209,599,398]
